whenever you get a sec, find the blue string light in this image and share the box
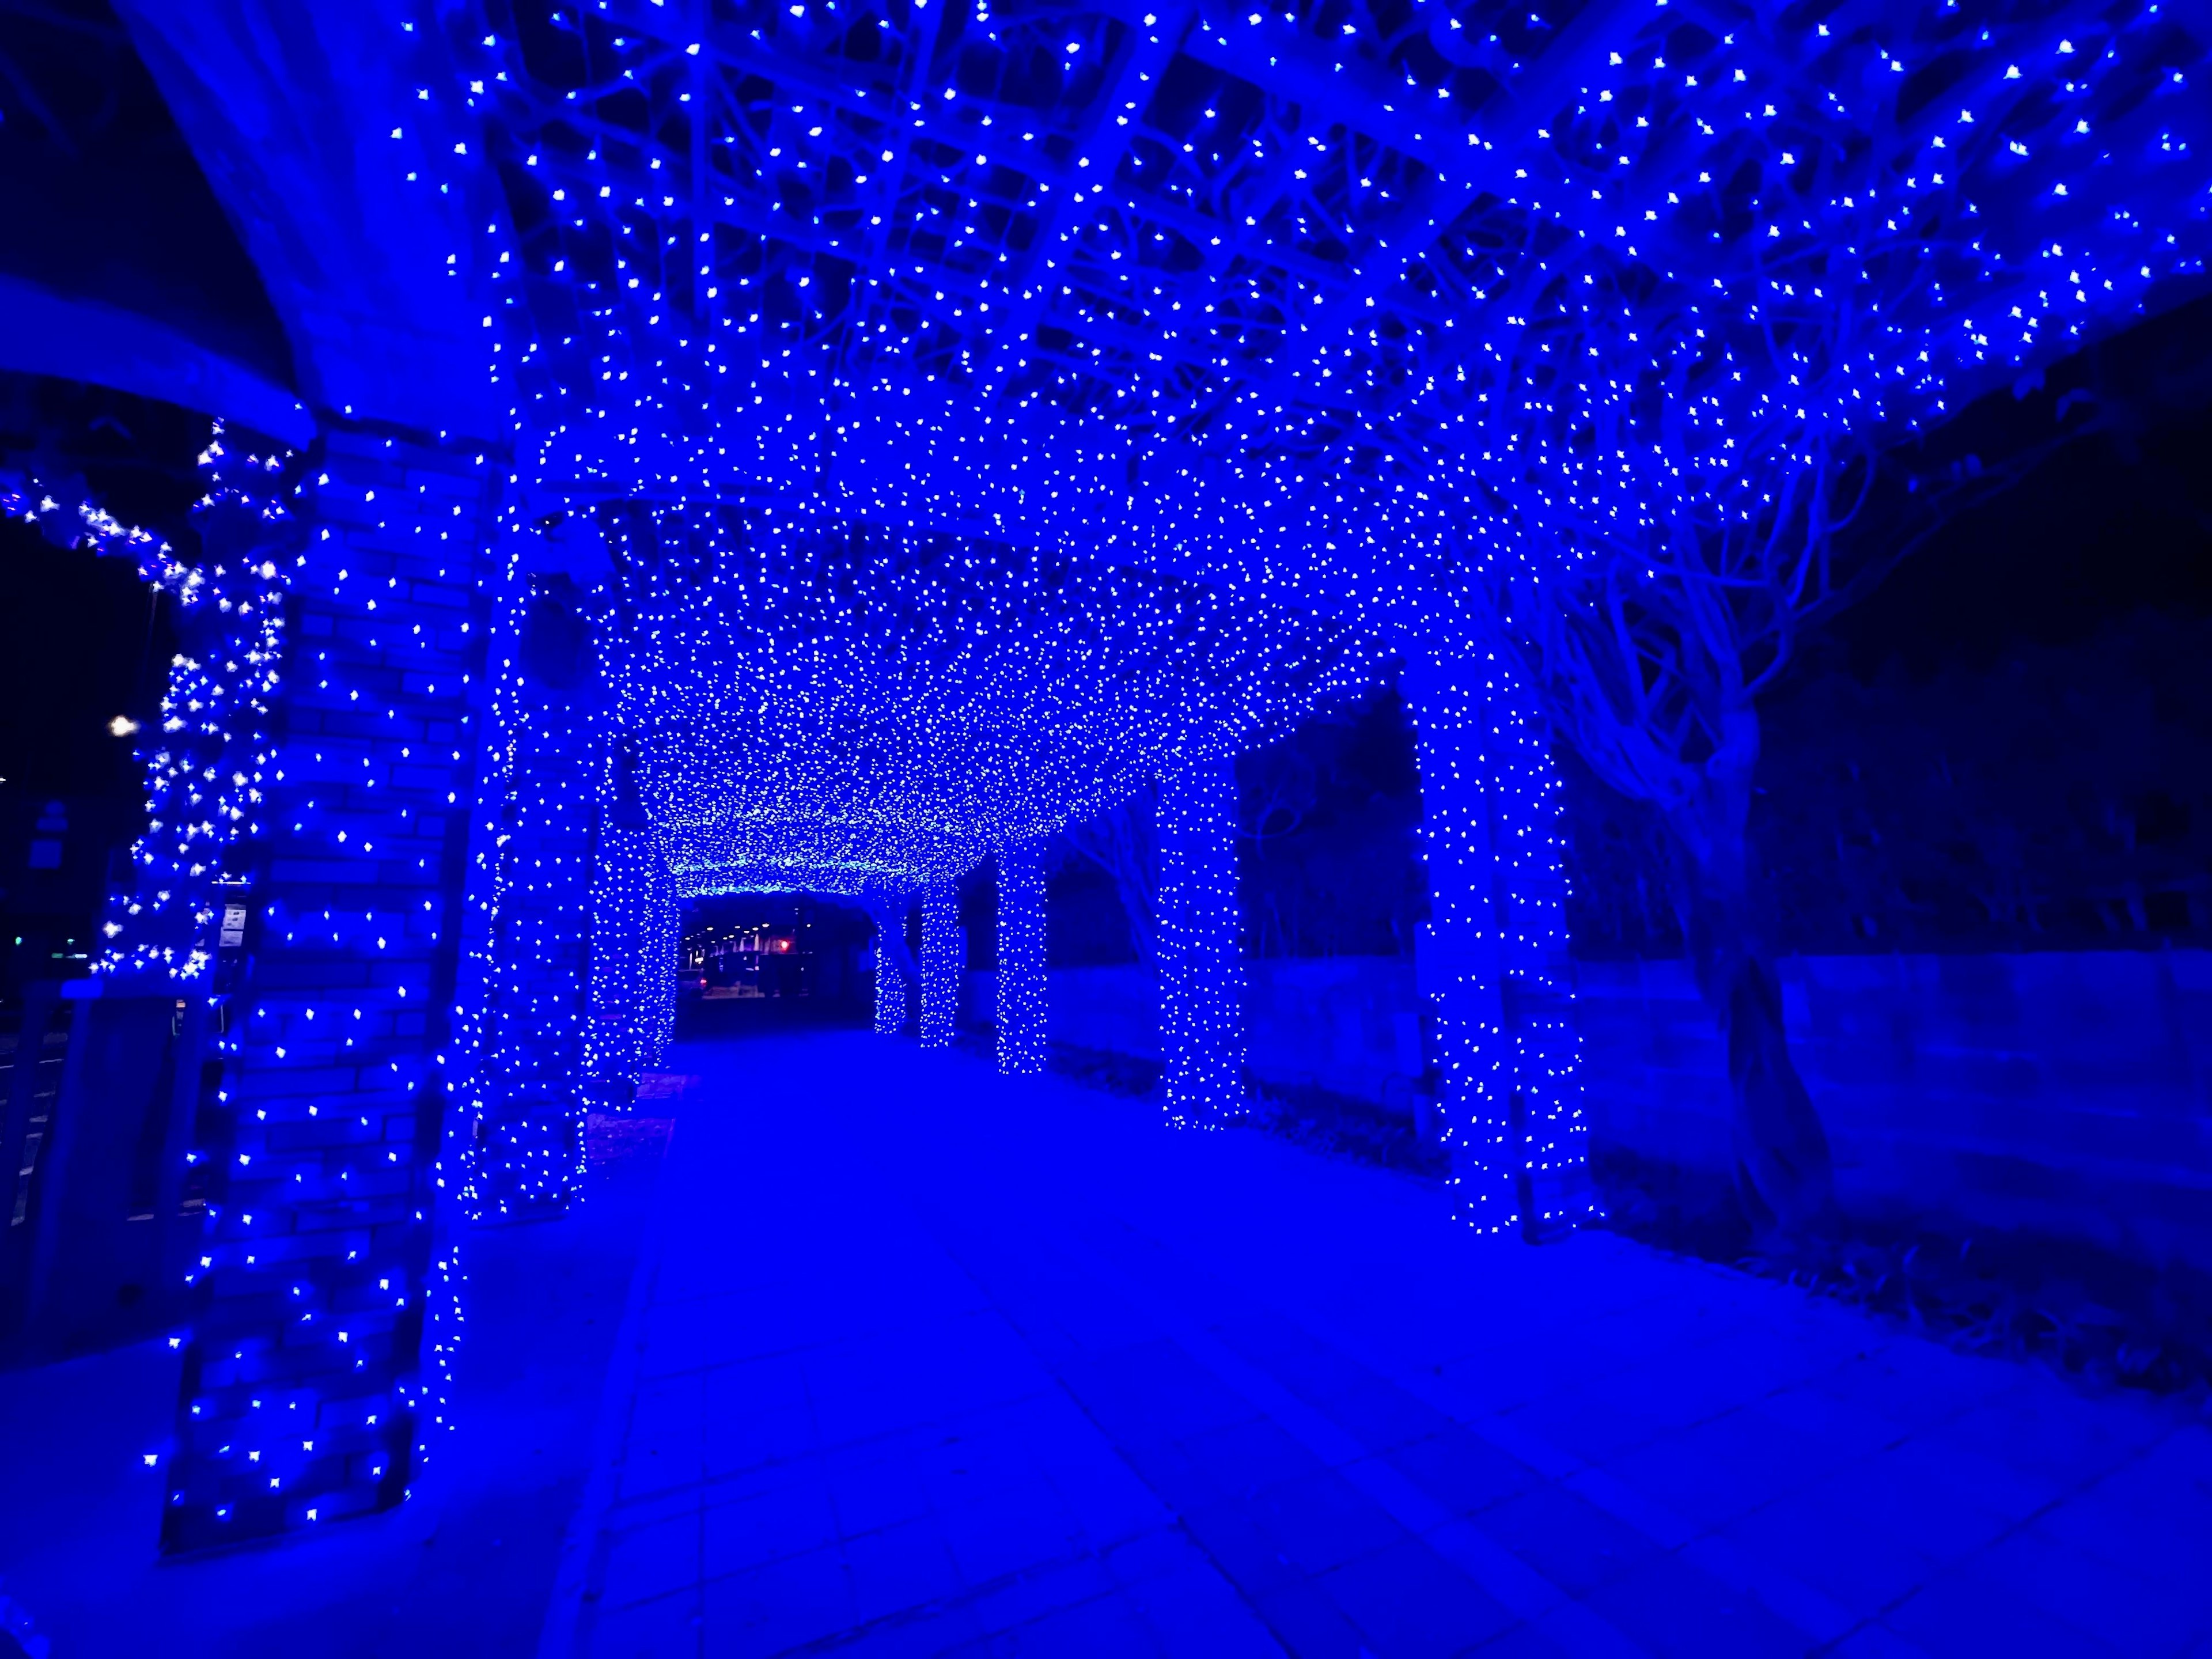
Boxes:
[130,0,2203,1553]
[994,840,1048,1075]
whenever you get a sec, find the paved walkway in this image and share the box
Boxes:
[550,1033,2212,1659]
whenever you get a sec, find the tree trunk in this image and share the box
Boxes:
[1659,718,1838,1237]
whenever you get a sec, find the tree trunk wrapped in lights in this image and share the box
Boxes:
[918,880,961,1049]
[1403,653,1596,1241]
[1156,755,1246,1127]
[995,839,1047,1075]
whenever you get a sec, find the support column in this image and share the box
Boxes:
[635,847,680,1073]
[918,880,962,1050]
[161,429,497,1552]
[995,839,1047,1075]
[586,794,673,1107]
[1403,652,1595,1241]
[865,892,914,1037]
[586,821,649,1112]
[467,562,594,1218]
[1157,756,1246,1127]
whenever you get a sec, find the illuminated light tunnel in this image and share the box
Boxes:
[0,0,2207,1652]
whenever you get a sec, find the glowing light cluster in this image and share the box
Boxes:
[460,546,592,1218]
[869,892,914,1036]
[156,432,497,1552]
[101,477,294,979]
[6,432,300,986]
[919,879,962,1050]
[1156,754,1247,1127]
[1405,652,1596,1237]
[586,810,678,1108]
[585,498,1370,903]
[140,0,2207,1557]
[994,839,1047,1076]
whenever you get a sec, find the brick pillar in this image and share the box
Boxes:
[160,429,496,1553]
[1402,652,1594,1241]
[1157,755,1247,1127]
[918,880,961,1050]
[995,840,1047,1075]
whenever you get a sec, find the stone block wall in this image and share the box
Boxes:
[1000,959,1427,1112]
[1575,949,2212,1270]
[1006,949,2212,1271]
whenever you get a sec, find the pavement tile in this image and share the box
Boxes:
[1318,1378,1459,1455]
[700,1402,813,1481]
[1602,1408,1841,1533]
[1872,1431,2067,1527]
[558,1040,2212,1659]
[1247,1576,1372,1659]
[1126,1563,1286,1656]
[1578,1551,1810,1659]
[1318,1535,1520,1658]
[1466,1618,1575,1658]
[836,1516,964,1626]
[699,1542,854,1657]
[584,1588,703,1659]
[1211,1315,1380,1402]
[825,1443,937,1537]
[1777,1452,2014,1567]
[1382,1427,1541,1518]
[941,1490,1087,1586]
[1006,1589,1176,1656]
[1745,1384,1910,1462]
[699,1354,809,1418]
[964,1554,1122,1638]
[1970,1518,2212,1653]
[1176,1416,1321,1504]
[1179,1501,1313,1601]
[1057,1339,1258,1446]
[1498,1387,1675,1467]
[1811,1345,2022,1437]
[1248,1468,1409,1577]
[1714,1488,1937,1620]
[599,1510,704,1612]
[701,1477,840,1579]
[1883,1569,2127,1659]
[1469,1480,1664,1596]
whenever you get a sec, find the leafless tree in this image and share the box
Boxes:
[1065,787,1158,969]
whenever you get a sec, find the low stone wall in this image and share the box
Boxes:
[971,960,1427,1114]
[1577,950,2212,1271]
[974,948,2212,1270]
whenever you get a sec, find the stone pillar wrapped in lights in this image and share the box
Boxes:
[1403,652,1597,1242]
[159,429,498,1554]
[1156,754,1247,1128]
[468,566,595,1219]
[585,815,660,1112]
[994,839,1047,1075]
[634,847,680,1071]
[918,880,963,1050]
[866,892,914,1037]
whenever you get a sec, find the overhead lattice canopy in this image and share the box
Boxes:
[593,499,1372,894]
[454,0,2209,889]
[476,0,2207,480]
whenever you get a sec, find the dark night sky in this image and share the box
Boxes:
[1821,294,2212,683]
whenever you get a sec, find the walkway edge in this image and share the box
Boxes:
[533,1128,679,1659]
